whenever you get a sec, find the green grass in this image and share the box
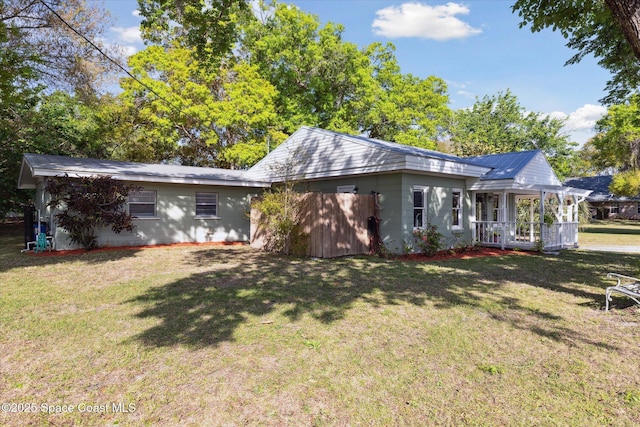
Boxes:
[580,220,640,246]
[1,228,640,426]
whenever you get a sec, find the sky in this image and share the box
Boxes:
[102,0,613,146]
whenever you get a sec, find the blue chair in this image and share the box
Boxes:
[34,232,48,253]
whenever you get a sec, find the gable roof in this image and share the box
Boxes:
[563,175,640,202]
[18,153,271,189]
[246,126,491,181]
[466,150,541,181]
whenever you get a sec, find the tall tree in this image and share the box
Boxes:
[360,42,450,149]
[449,90,576,178]
[512,0,640,104]
[1,0,122,97]
[120,43,283,168]
[241,3,450,148]
[137,0,250,70]
[589,94,640,179]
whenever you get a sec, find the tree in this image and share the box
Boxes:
[360,42,450,149]
[0,0,122,217]
[137,0,250,70]
[119,42,284,167]
[591,94,640,171]
[512,0,640,104]
[241,3,450,148]
[448,90,576,178]
[46,175,137,250]
[1,0,122,98]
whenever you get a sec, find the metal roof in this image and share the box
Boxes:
[563,175,640,202]
[466,150,540,180]
[18,153,272,189]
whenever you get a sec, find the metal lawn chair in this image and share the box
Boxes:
[606,273,640,311]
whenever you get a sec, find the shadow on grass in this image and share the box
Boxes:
[127,247,636,350]
[0,235,142,273]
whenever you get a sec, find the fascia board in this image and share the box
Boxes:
[28,169,272,188]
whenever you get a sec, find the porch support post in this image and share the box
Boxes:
[557,193,564,249]
[540,190,547,250]
[471,191,477,243]
[529,197,535,242]
[501,191,507,250]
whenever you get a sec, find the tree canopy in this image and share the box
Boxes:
[448,90,576,178]
[512,0,640,104]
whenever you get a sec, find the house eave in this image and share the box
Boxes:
[21,168,272,189]
[265,155,492,182]
[469,180,592,197]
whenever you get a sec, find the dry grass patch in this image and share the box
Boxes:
[1,233,640,426]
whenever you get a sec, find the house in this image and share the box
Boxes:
[18,126,591,253]
[18,154,271,249]
[563,175,640,220]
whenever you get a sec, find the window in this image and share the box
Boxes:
[637,202,640,214]
[196,192,218,217]
[413,187,427,228]
[492,194,500,222]
[452,189,463,229]
[337,185,356,193]
[610,203,620,214]
[129,190,156,218]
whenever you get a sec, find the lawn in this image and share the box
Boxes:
[579,220,640,246]
[1,227,640,426]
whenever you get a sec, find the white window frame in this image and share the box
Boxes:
[337,184,357,193]
[492,193,503,222]
[452,188,464,230]
[413,186,428,229]
[610,203,620,214]
[195,192,219,218]
[129,190,157,218]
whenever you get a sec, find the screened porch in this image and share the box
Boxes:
[471,188,590,251]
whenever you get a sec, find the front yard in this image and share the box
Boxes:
[1,229,639,426]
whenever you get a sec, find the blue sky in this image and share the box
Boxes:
[104,0,612,145]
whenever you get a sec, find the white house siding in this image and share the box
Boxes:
[249,127,411,182]
[49,182,259,250]
[514,152,562,187]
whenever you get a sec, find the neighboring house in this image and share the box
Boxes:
[564,175,640,220]
[18,126,591,253]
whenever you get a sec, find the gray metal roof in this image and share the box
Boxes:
[18,153,271,189]
[563,175,640,202]
[465,150,541,180]
[246,126,492,181]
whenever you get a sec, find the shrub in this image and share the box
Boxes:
[46,174,137,250]
[412,224,444,256]
[253,188,308,255]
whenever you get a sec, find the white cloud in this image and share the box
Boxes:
[372,2,482,40]
[552,104,608,133]
[111,26,142,44]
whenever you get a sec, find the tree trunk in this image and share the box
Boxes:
[605,0,640,61]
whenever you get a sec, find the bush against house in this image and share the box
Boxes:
[46,175,138,250]
[252,188,308,256]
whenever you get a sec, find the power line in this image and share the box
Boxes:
[36,0,183,113]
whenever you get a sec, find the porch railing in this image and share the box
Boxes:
[472,221,579,250]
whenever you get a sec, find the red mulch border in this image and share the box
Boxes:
[25,241,247,257]
[395,247,533,261]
